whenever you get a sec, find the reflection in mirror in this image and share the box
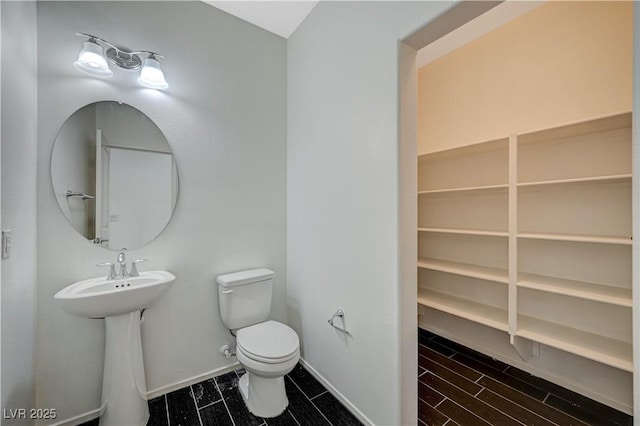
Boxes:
[51,102,178,250]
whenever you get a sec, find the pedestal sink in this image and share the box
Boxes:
[54,270,176,426]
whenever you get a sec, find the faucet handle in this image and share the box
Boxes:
[97,262,117,280]
[129,259,148,277]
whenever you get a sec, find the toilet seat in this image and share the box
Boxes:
[237,320,299,364]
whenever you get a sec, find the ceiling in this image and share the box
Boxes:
[203,1,319,39]
[203,1,544,64]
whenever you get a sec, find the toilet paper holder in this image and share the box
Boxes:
[328,308,351,336]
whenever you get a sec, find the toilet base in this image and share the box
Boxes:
[238,371,288,418]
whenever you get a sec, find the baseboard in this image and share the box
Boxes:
[146,361,240,399]
[50,362,240,426]
[49,402,105,426]
[298,358,375,426]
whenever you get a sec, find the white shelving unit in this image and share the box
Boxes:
[417,112,632,373]
[418,289,509,332]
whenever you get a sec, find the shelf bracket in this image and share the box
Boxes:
[510,334,533,362]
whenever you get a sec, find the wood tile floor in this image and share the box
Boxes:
[418,328,633,426]
[80,363,363,426]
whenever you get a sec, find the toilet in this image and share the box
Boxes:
[217,268,300,418]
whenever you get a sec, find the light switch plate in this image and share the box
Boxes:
[2,230,12,259]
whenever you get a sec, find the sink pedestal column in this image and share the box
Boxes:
[99,310,149,426]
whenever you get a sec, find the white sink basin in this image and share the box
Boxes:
[54,270,176,318]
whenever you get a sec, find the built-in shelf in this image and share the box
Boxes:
[418,184,508,195]
[418,111,632,374]
[517,273,631,307]
[518,174,631,188]
[418,228,508,238]
[517,233,632,245]
[517,315,633,372]
[418,290,509,332]
[417,258,508,284]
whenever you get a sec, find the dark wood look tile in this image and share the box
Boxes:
[419,381,446,407]
[419,328,437,345]
[504,366,575,398]
[288,363,327,399]
[192,378,222,409]
[476,388,555,426]
[453,353,548,401]
[215,371,264,426]
[420,330,634,426]
[418,398,449,426]
[504,364,632,425]
[78,418,99,426]
[313,391,363,426]
[420,345,482,382]
[420,372,521,426]
[265,410,299,426]
[435,399,492,426]
[432,336,511,371]
[284,377,331,426]
[419,365,427,376]
[199,400,234,426]
[166,387,201,426]
[545,394,632,426]
[423,339,457,358]
[147,396,169,426]
[420,355,483,396]
[537,379,632,426]
[478,376,590,426]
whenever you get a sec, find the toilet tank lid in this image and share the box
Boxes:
[216,268,275,287]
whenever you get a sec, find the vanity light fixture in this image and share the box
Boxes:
[74,33,169,89]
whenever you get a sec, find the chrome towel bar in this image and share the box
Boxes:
[65,190,94,200]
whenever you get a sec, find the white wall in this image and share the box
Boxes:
[95,102,170,153]
[50,104,96,238]
[36,1,286,422]
[287,2,455,424]
[1,1,38,421]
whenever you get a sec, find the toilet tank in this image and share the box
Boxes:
[217,268,274,330]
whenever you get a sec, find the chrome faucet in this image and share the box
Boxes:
[98,253,148,280]
[117,252,128,278]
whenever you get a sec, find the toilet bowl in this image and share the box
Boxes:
[216,269,301,418]
[235,320,300,417]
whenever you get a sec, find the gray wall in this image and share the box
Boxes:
[1,1,38,422]
[287,2,454,424]
[36,2,286,421]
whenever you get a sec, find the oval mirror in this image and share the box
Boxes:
[51,101,179,250]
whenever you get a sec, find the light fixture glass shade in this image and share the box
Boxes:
[73,40,113,77]
[137,56,168,89]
